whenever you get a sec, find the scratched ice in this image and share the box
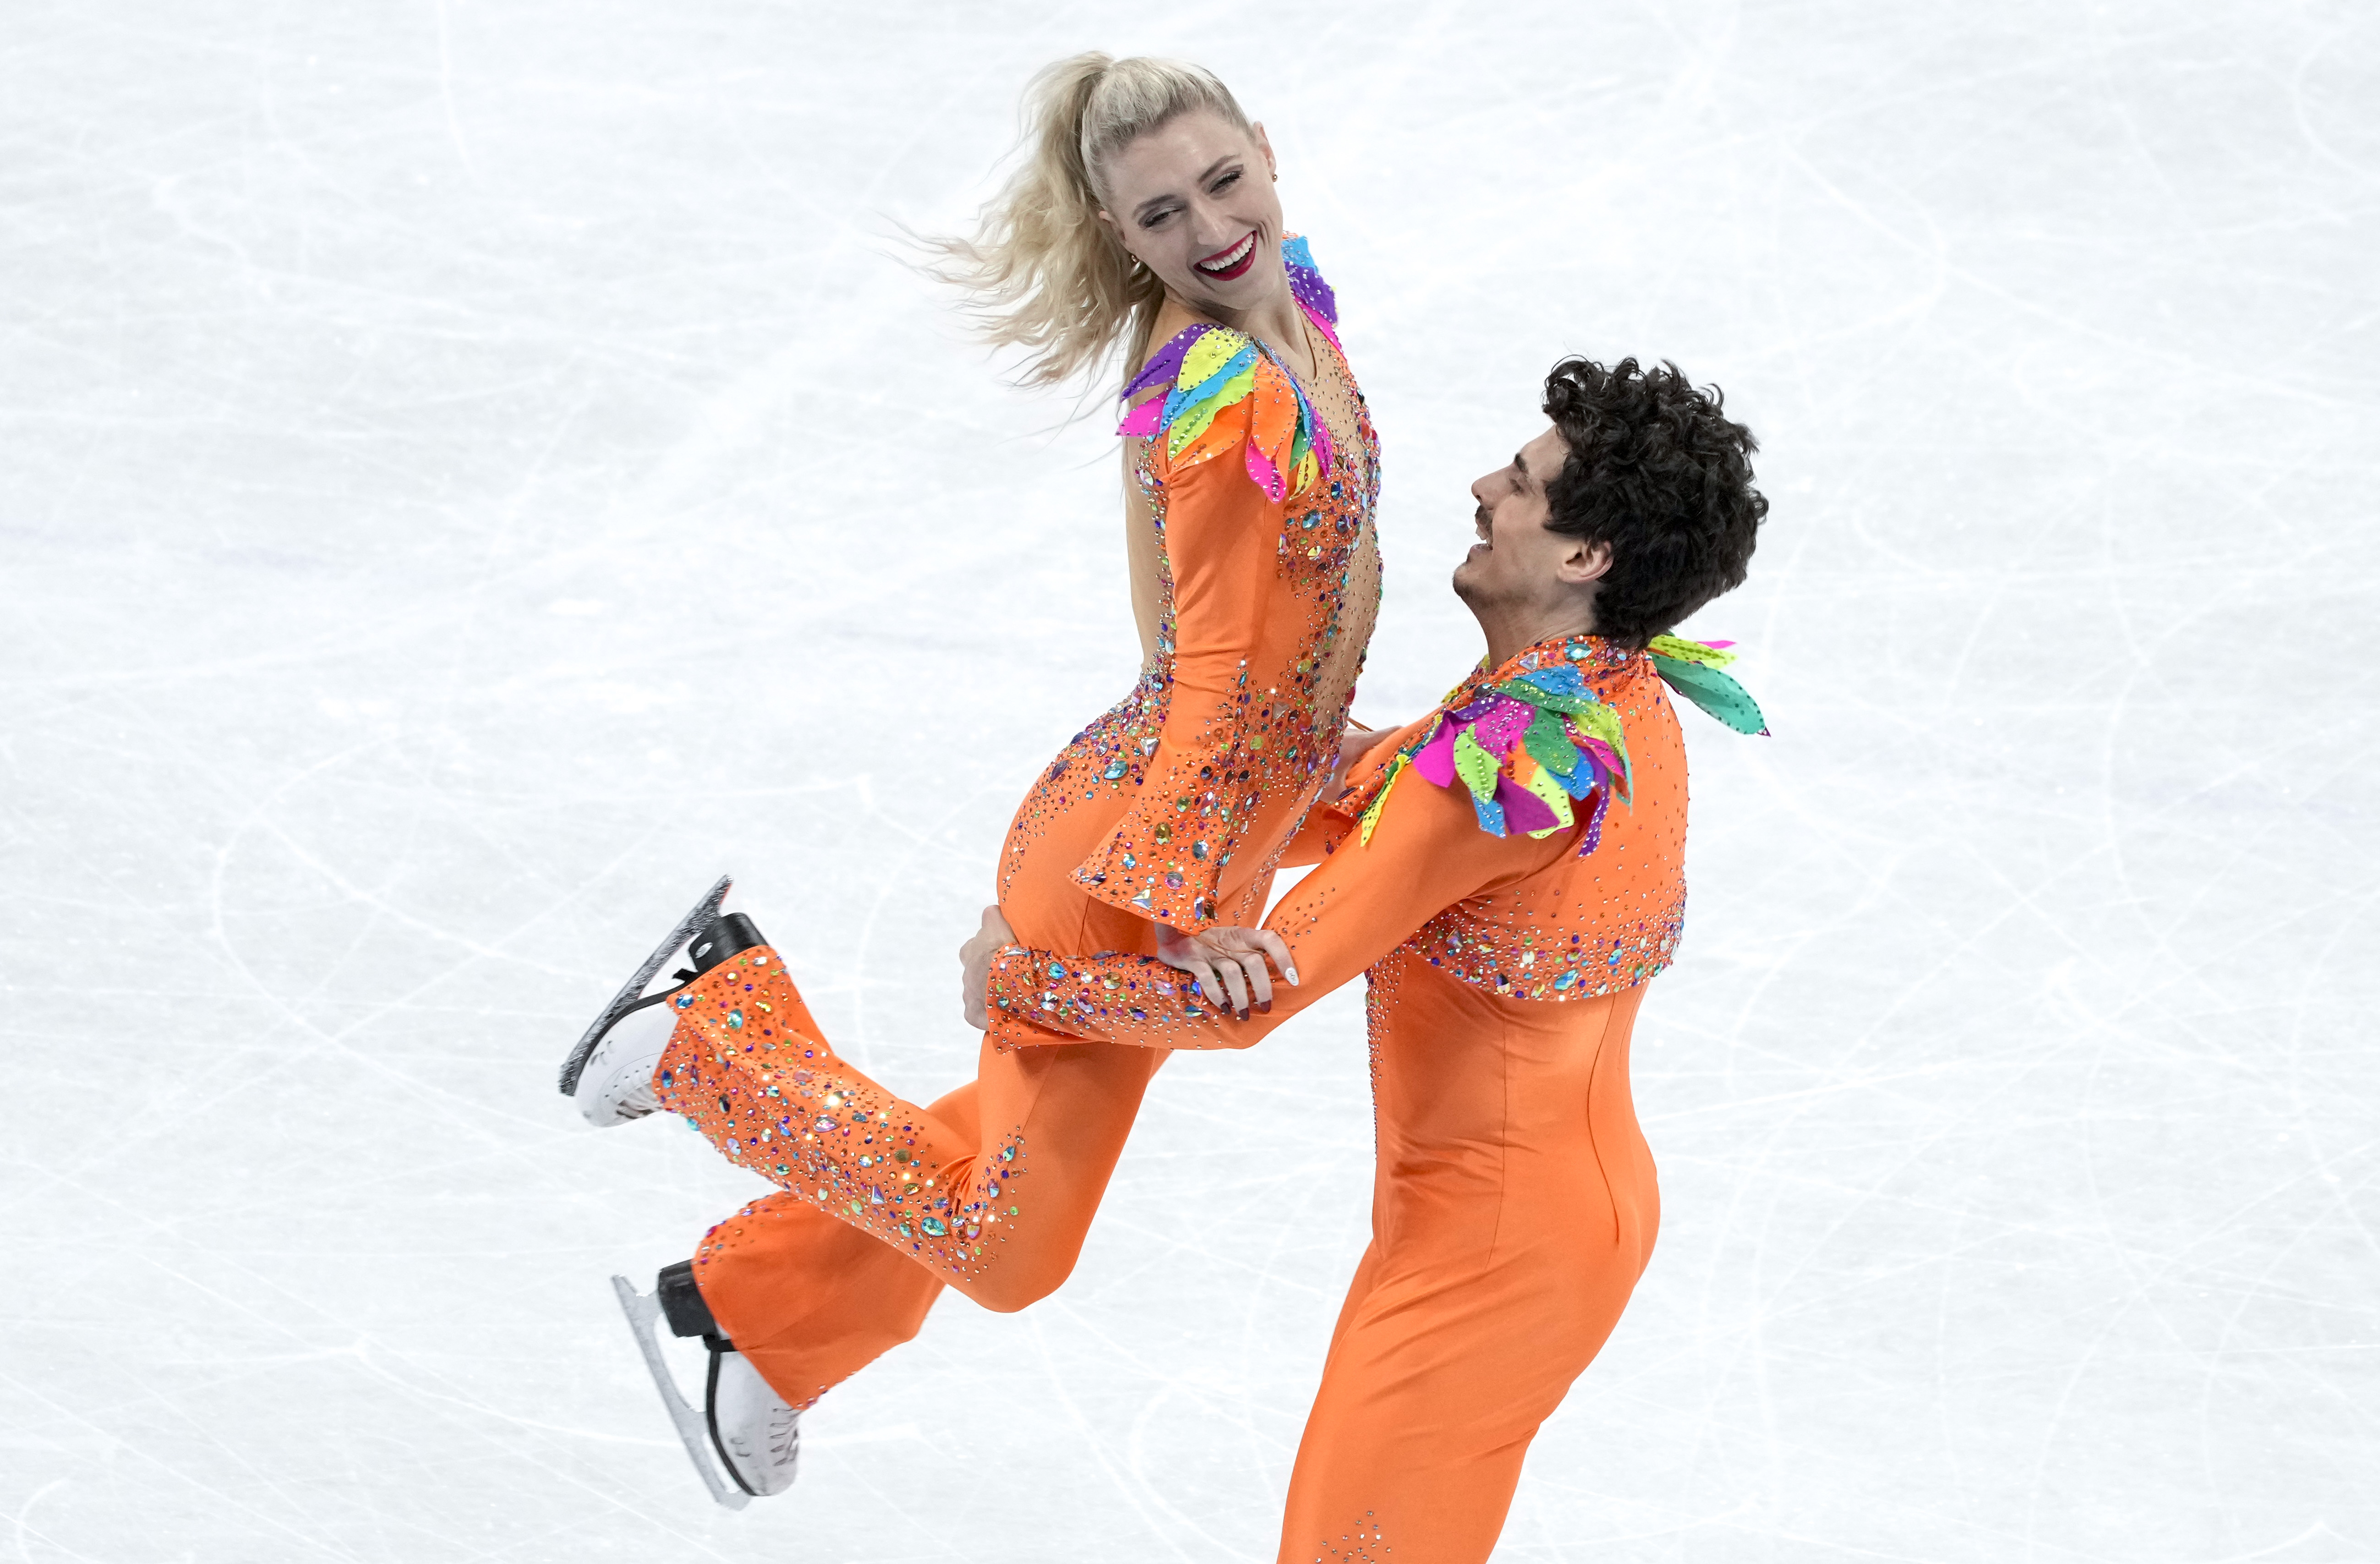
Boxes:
[4,3,2375,1560]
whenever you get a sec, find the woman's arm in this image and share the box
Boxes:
[1072,405,1289,930]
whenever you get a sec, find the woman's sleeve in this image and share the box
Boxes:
[1071,393,1295,929]
[993,759,1561,1051]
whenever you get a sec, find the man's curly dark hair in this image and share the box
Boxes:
[1541,356,1766,648]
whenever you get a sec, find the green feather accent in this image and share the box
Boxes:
[1357,754,1407,844]
[1488,679,1603,717]
[1167,365,1258,455]
[1566,702,1630,774]
[1646,634,1737,669]
[1652,654,1768,735]
[1178,329,1248,385]
[1521,706,1582,777]
[1451,727,1500,802]
[1521,766,1575,838]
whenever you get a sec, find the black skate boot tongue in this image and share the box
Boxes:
[656,1260,727,1344]
[683,914,765,981]
[656,1260,766,1500]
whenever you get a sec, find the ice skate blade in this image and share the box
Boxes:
[558,875,731,1097]
[612,1275,750,1510]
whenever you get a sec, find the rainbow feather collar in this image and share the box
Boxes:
[1346,633,1767,855]
[1116,235,1341,503]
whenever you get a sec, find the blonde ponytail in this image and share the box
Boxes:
[925,52,1255,390]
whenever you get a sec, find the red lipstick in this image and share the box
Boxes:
[1193,229,1260,281]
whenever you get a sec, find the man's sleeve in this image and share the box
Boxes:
[988,763,1561,1051]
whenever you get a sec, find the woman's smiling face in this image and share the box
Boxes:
[1097,109,1287,317]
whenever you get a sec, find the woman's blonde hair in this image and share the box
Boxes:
[927,52,1254,389]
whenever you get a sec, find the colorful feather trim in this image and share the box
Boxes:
[1347,633,1767,856]
[1115,239,1340,502]
[1647,634,1770,735]
[1349,641,1635,858]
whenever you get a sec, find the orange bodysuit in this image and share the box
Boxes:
[974,630,1741,1564]
[651,237,1383,1409]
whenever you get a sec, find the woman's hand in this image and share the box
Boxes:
[1329,722,1394,792]
[959,904,1019,1031]
[1155,922,1299,1023]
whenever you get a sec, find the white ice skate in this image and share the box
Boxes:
[558,877,767,1126]
[613,1269,800,1507]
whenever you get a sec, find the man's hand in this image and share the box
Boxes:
[959,904,1018,1031]
[1154,922,1299,1023]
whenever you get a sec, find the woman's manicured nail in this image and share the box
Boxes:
[1258,1000,1273,1014]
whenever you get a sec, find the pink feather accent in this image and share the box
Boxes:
[1117,396,1163,438]
[1244,443,1286,502]
[1310,410,1336,480]
[1469,696,1532,755]
[1411,722,1460,787]
[1578,736,1625,781]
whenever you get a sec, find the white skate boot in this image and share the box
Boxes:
[558,878,767,1126]
[613,1263,800,1507]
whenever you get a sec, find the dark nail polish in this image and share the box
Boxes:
[1258,1001,1273,1014]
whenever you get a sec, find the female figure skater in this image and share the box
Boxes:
[554,52,1381,1505]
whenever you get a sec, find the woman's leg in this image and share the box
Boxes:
[653,937,1169,1405]
[1274,963,1658,1564]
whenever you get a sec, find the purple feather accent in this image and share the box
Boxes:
[1412,722,1461,787]
[1575,785,1612,856]
[1495,775,1560,834]
[1123,327,1204,400]
[1448,695,1498,722]
[1282,235,1338,325]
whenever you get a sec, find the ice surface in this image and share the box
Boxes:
[4,2,2375,1559]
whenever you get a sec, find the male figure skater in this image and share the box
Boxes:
[950,353,1769,1561]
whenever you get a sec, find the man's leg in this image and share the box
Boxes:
[1274,961,1659,1564]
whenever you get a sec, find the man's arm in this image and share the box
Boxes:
[981,758,1567,1052]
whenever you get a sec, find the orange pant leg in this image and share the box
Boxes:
[1277,956,1659,1564]
[651,942,1168,1406]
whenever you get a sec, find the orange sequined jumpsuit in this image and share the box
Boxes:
[978,633,1689,1564]
[652,240,1381,1411]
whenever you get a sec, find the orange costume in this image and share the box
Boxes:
[651,238,1382,1406]
[974,629,1762,1563]
[659,618,1761,1559]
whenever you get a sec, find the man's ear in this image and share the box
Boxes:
[1558,538,1614,585]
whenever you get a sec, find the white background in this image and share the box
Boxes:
[4,2,2374,1559]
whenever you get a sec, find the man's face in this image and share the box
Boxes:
[1453,425,1593,612]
